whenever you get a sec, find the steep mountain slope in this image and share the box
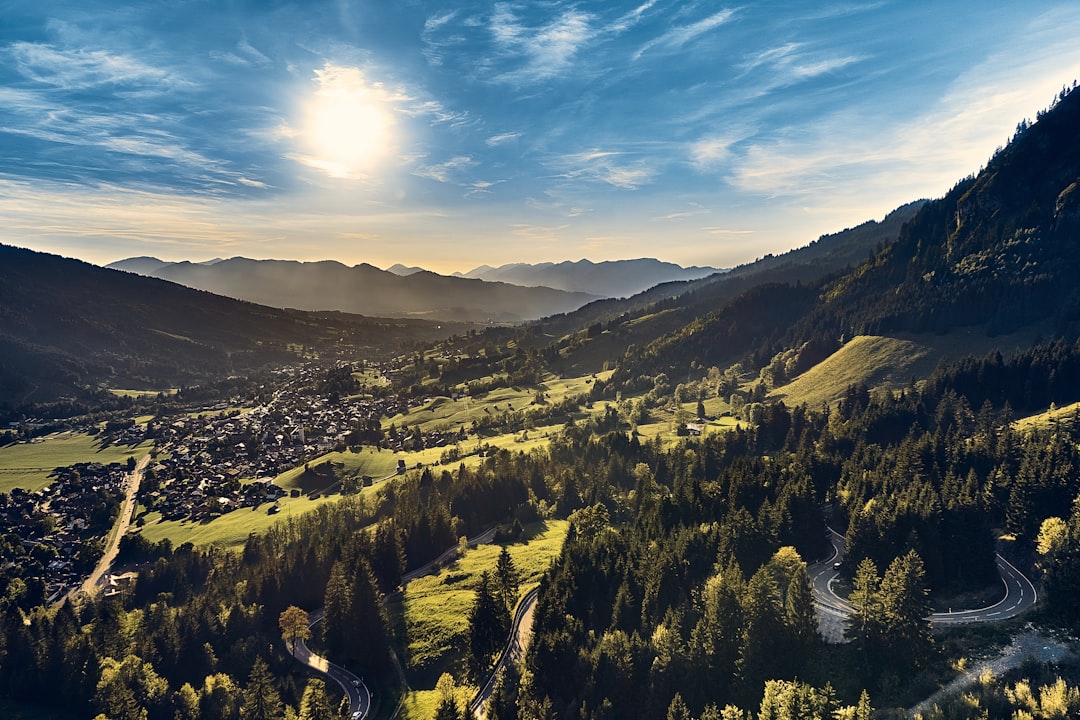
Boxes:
[615,85,1080,390]
[107,257,598,323]
[518,201,924,375]
[0,245,470,409]
[457,258,722,297]
[810,85,1080,340]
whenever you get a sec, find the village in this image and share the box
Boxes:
[0,361,485,605]
[0,460,129,606]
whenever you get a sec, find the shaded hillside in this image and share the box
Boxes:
[0,245,470,409]
[457,258,722,297]
[604,86,1080,388]
[808,84,1080,340]
[107,257,598,323]
[516,201,924,375]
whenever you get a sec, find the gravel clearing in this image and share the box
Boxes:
[907,628,1074,718]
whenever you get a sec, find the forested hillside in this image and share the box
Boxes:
[0,245,471,413]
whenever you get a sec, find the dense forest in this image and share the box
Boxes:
[7,335,1080,718]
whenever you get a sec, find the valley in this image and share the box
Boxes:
[3,80,1080,720]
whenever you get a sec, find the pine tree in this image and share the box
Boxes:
[240,657,283,720]
[298,678,336,720]
[322,561,351,660]
[783,563,821,678]
[879,549,932,669]
[468,571,511,682]
[496,546,521,611]
[846,557,882,649]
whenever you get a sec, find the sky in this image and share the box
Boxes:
[2,1,1079,274]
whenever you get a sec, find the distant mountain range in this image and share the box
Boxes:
[454,258,722,297]
[0,245,472,410]
[106,258,599,323]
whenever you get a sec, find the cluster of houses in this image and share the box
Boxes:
[140,366,408,520]
[0,360,474,603]
[0,461,130,604]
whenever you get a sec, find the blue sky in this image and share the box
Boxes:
[2,1,1079,273]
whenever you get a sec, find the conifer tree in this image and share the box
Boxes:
[298,678,336,720]
[468,571,511,682]
[240,657,283,720]
[496,546,521,611]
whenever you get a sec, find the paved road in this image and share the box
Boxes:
[808,527,1038,628]
[469,587,540,720]
[293,527,500,720]
[292,611,372,720]
[64,453,149,604]
[401,527,498,584]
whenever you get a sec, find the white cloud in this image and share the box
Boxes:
[8,42,185,91]
[729,8,1080,214]
[552,149,655,189]
[742,41,862,84]
[490,4,596,84]
[413,156,475,183]
[486,132,523,146]
[211,38,272,67]
[634,9,736,60]
[611,0,661,33]
[689,136,736,169]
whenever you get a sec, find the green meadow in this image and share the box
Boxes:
[1012,400,1080,433]
[0,432,151,493]
[396,520,569,720]
[384,371,613,435]
[108,388,178,398]
[771,326,1058,409]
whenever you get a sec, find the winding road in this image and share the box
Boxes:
[469,586,540,720]
[808,527,1038,634]
[291,610,372,720]
[290,527,500,720]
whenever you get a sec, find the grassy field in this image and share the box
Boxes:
[108,388,178,398]
[1013,401,1080,433]
[0,432,151,493]
[397,520,570,720]
[384,371,612,435]
[772,325,1058,408]
[770,335,934,408]
[134,489,378,550]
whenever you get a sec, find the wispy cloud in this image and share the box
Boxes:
[8,42,186,91]
[689,136,738,170]
[729,15,1080,212]
[633,9,736,60]
[653,205,710,222]
[610,0,662,33]
[210,38,271,67]
[486,132,523,146]
[489,3,596,84]
[742,42,862,83]
[551,149,656,190]
[413,155,475,183]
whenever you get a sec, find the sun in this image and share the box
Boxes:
[298,64,396,179]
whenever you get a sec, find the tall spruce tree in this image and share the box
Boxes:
[468,571,511,682]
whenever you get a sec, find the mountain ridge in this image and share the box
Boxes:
[455,257,722,297]
[106,256,599,323]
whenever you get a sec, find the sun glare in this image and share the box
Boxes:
[299,64,396,179]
